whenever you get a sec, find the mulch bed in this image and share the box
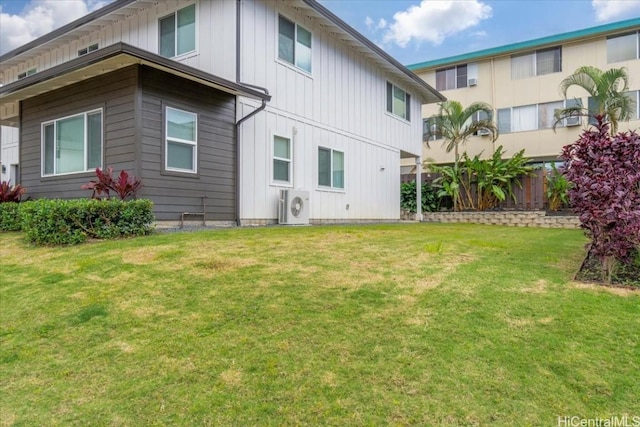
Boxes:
[575,249,640,289]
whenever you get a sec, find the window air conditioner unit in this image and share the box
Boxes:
[565,116,581,127]
[468,78,478,86]
[278,189,310,225]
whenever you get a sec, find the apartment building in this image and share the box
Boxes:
[407,17,640,166]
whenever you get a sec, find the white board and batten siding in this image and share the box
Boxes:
[238,0,423,221]
[1,0,237,85]
[0,126,19,183]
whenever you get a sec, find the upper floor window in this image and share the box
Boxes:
[165,107,197,173]
[159,4,196,58]
[42,109,102,176]
[278,15,312,73]
[607,31,640,63]
[386,82,411,121]
[273,135,292,184]
[78,43,99,57]
[511,46,561,79]
[498,100,574,133]
[318,147,344,189]
[435,64,467,90]
[18,68,37,79]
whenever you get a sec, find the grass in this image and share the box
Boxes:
[1,223,638,426]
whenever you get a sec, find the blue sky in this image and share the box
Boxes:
[1,0,640,64]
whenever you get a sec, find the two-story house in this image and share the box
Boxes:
[0,0,443,225]
[406,18,640,167]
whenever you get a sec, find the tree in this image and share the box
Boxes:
[554,66,635,133]
[424,100,498,169]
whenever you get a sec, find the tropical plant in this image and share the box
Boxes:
[560,117,640,283]
[554,66,636,133]
[424,100,498,170]
[432,147,534,211]
[0,181,26,203]
[400,181,441,213]
[81,167,143,201]
[545,163,571,211]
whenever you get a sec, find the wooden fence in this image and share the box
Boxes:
[401,169,547,210]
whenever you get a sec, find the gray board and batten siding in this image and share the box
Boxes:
[19,65,237,221]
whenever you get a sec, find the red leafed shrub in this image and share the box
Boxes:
[81,167,143,201]
[0,181,26,203]
[560,116,640,283]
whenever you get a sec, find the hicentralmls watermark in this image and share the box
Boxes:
[557,416,640,427]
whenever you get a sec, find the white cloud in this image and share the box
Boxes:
[365,17,387,32]
[592,0,640,22]
[365,15,374,30]
[382,0,492,48]
[0,1,111,55]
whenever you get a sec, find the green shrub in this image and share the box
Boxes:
[20,199,154,245]
[400,181,441,213]
[0,202,24,231]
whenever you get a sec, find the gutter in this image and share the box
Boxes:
[234,0,270,227]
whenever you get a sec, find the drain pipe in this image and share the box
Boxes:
[235,0,270,226]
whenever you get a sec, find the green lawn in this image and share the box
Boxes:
[1,223,638,426]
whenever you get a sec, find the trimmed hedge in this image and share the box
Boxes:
[19,199,155,245]
[0,202,23,231]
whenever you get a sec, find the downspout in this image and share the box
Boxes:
[235,0,270,226]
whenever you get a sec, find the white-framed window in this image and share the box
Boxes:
[159,3,196,58]
[78,43,99,57]
[498,101,568,133]
[538,101,563,129]
[165,107,197,173]
[511,46,561,79]
[318,147,344,189]
[272,135,292,184]
[423,117,442,142]
[42,109,103,176]
[435,64,467,91]
[386,82,411,121]
[18,68,37,79]
[278,15,312,73]
[607,31,639,63]
[564,98,582,127]
[471,110,492,135]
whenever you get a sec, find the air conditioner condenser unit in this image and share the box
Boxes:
[278,189,310,225]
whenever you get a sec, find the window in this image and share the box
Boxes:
[18,68,36,79]
[511,47,561,79]
[318,147,344,189]
[278,15,312,72]
[564,98,582,126]
[273,135,291,184]
[471,110,491,135]
[165,107,197,173]
[435,64,467,90]
[42,109,102,176]
[538,101,563,129]
[386,82,411,121]
[607,31,639,63]
[498,101,568,133]
[423,117,442,141]
[78,43,99,56]
[497,108,511,134]
[159,4,196,58]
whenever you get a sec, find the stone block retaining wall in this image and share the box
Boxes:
[413,211,580,229]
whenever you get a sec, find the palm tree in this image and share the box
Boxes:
[424,100,498,169]
[554,66,635,133]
